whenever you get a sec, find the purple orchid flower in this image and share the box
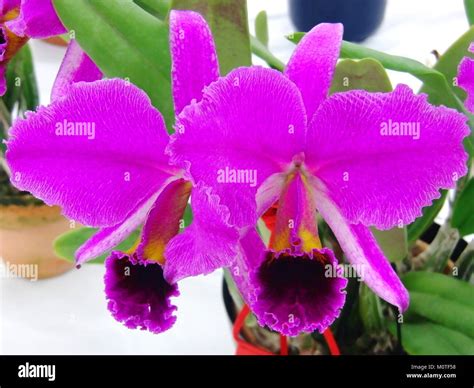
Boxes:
[458,43,474,113]
[6,10,238,333]
[0,0,67,95]
[168,15,469,336]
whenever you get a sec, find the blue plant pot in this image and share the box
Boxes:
[289,0,387,42]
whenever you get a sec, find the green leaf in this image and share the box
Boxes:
[254,10,268,48]
[359,283,384,333]
[4,43,39,113]
[465,0,474,26]
[389,272,474,354]
[330,58,392,94]
[170,0,251,74]
[402,271,474,308]
[406,291,474,339]
[1,44,39,153]
[452,178,474,236]
[420,26,474,104]
[388,321,474,355]
[407,190,447,245]
[134,0,170,19]
[53,0,174,129]
[53,227,141,264]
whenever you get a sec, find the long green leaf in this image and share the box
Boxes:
[255,10,268,48]
[53,0,174,129]
[465,0,474,26]
[403,271,474,308]
[359,283,384,333]
[452,178,474,236]
[54,227,141,264]
[407,291,474,338]
[134,0,170,19]
[170,0,251,74]
[388,321,474,355]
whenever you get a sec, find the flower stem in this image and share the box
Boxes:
[250,35,285,71]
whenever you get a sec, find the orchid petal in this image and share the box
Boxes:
[457,43,474,113]
[51,39,102,101]
[136,178,192,265]
[6,0,66,39]
[169,66,306,228]
[164,183,240,284]
[285,23,342,120]
[6,79,175,227]
[315,187,409,312]
[169,10,219,115]
[75,188,167,265]
[105,252,179,334]
[306,84,469,230]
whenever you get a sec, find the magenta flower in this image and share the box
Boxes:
[0,0,67,95]
[168,15,469,335]
[6,11,238,333]
[457,43,474,113]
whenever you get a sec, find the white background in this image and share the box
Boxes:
[0,0,469,354]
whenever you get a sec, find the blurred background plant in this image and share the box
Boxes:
[1,0,472,355]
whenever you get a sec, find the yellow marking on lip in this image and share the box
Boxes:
[299,228,322,251]
[141,180,192,264]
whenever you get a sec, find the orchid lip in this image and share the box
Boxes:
[251,247,347,336]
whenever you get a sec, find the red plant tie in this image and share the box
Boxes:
[233,304,288,356]
[323,328,341,355]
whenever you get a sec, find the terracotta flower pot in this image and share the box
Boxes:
[0,203,75,279]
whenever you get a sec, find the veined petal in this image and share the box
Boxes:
[51,39,102,101]
[105,251,179,334]
[75,185,173,265]
[285,23,342,120]
[6,79,175,227]
[458,43,474,113]
[136,178,192,265]
[169,66,307,228]
[164,183,240,284]
[232,229,347,336]
[6,0,66,38]
[314,187,409,312]
[306,84,469,229]
[169,10,219,115]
